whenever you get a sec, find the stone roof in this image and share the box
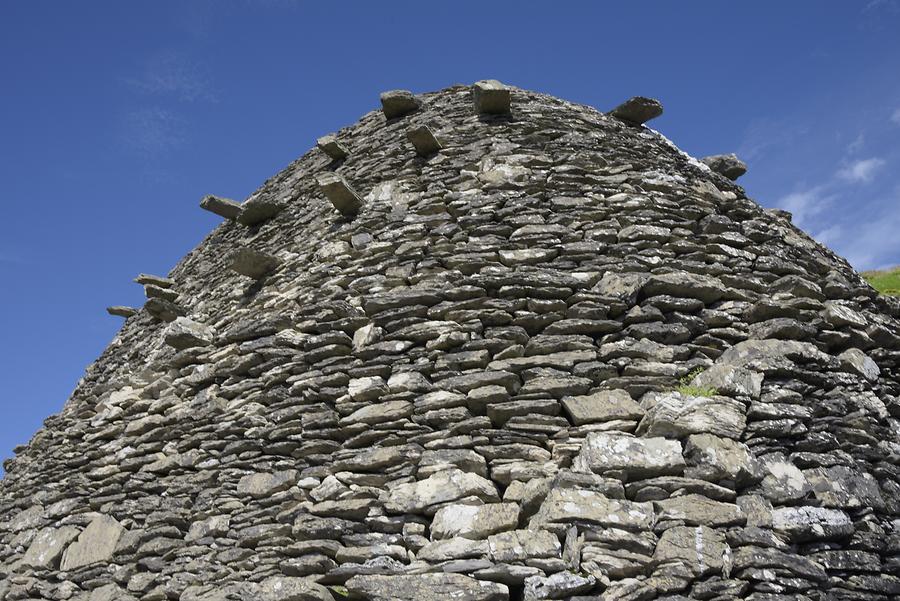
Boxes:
[2,82,899,601]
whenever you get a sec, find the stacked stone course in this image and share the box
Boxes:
[3,82,900,601]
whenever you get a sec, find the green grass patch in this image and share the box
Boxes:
[674,368,718,397]
[863,266,900,297]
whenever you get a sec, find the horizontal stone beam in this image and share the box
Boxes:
[237,195,284,226]
[106,306,137,318]
[199,194,242,220]
[134,273,174,288]
[317,173,363,216]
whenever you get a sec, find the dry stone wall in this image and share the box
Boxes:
[1,83,899,601]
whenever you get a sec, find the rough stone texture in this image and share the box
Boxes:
[317,172,363,216]
[229,246,282,279]
[379,89,421,119]
[701,153,748,180]
[610,96,663,124]
[472,79,511,115]
[406,124,442,156]
[163,316,216,350]
[315,134,349,161]
[2,83,899,600]
[199,194,242,220]
[106,305,137,318]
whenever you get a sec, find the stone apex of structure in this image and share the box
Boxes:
[702,153,748,180]
[472,79,512,115]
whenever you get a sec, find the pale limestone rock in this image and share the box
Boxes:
[431,502,519,540]
[384,469,499,514]
[638,392,746,440]
[561,389,645,425]
[472,79,511,115]
[21,526,80,568]
[530,488,655,531]
[652,525,728,576]
[573,432,684,480]
[488,528,561,562]
[346,573,508,601]
[60,514,124,570]
[237,470,298,498]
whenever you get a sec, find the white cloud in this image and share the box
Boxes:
[777,185,834,228]
[837,157,886,183]
[891,107,900,125]
[846,133,865,154]
[126,51,216,103]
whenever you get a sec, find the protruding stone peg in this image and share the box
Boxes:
[701,154,747,180]
[237,195,284,227]
[610,96,663,125]
[144,284,178,302]
[406,125,442,156]
[317,173,363,216]
[316,135,349,161]
[229,247,282,280]
[106,306,137,318]
[380,90,421,120]
[144,298,185,322]
[200,194,242,220]
[164,317,216,350]
[134,274,174,288]
[472,79,511,115]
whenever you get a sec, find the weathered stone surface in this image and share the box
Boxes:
[380,89,421,119]
[530,488,655,531]
[488,528,561,562]
[804,465,885,510]
[60,514,124,570]
[562,389,645,425]
[653,494,745,527]
[472,79,511,115]
[610,96,663,125]
[838,348,880,381]
[638,392,746,439]
[106,305,137,317]
[200,194,242,220]
[237,470,297,498]
[316,134,349,160]
[257,576,332,601]
[406,125,442,156]
[690,365,762,399]
[229,247,281,279]
[21,525,80,568]
[683,433,761,486]
[134,273,173,287]
[317,172,363,216]
[384,469,499,514]
[164,316,216,350]
[431,502,519,540]
[524,571,596,600]
[346,573,509,601]
[574,432,685,479]
[771,506,854,541]
[237,194,284,226]
[652,525,727,575]
[701,153,747,180]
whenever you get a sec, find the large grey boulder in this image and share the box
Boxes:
[317,172,363,216]
[701,153,747,180]
[610,96,663,125]
[380,89,421,119]
[346,573,509,601]
[837,348,880,382]
[60,514,124,570]
[199,194,242,220]
[638,392,747,440]
[472,79,511,115]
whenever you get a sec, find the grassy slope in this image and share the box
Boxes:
[862,266,900,296]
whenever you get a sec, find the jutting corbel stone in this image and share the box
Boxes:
[316,134,349,161]
[229,247,282,280]
[317,172,363,216]
[406,125,442,156]
[199,194,242,220]
[472,79,511,115]
[701,153,748,180]
[380,89,421,119]
[237,194,284,226]
[134,273,174,288]
[106,306,137,318]
[610,96,663,125]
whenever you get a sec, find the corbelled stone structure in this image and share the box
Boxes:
[3,82,900,601]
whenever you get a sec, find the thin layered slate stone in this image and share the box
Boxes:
[638,392,747,439]
[561,389,645,425]
[316,134,349,160]
[21,526,80,568]
[701,153,748,180]
[383,468,499,514]
[346,573,509,601]
[317,172,363,216]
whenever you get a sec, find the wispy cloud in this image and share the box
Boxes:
[891,107,900,125]
[837,157,886,183]
[119,108,186,156]
[777,185,836,229]
[846,133,865,154]
[737,117,808,162]
[125,51,216,103]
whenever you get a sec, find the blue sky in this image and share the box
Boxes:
[1,1,899,468]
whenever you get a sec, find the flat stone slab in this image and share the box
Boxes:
[638,392,747,440]
[431,502,519,540]
[106,306,137,318]
[407,125,442,156]
[610,96,663,125]
[573,432,685,480]
[134,273,174,288]
[530,488,655,531]
[60,514,124,570]
[316,134,349,160]
[237,195,284,226]
[488,528,561,562]
[472,79,511,115]
[317,172,363,216]
[229,247,281,279]
[200,194,242,220]
[164,317,216,350]
[561,389,645,425]
[380,89,421,119]
[384,468,499,514]
[346,573,509,601]
[651,525,727,576]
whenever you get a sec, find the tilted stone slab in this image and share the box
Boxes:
[237,194,284,226]
[134,273,174,288]
[60,514,124,570]
[638,392,747,440]
[573,432,685,480]
[406,124,442,156]
[317,172,363,216]
[346,573,509,601]
[229,247,281,279]
[316,134,349,160]
[21,525,80,568]
[472,79,511,115]
[651,525,727,576]
[199,194,242,220]
[106,305,137,318]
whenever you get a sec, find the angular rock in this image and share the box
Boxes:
[652,525,728,576]
[643,271,727,304]
[317,172,363,216]
[530,488,655,531]
[21,526,80,568]
[237,470,298,498]
[701,153,747,180]
[561,389,645,425]
[164,317,216,350]
[488,528,561,562]
[384,469,499,514]
[316,134,349,160]
[653,494,745,527]
[690,365,762,399]
[837,348,880,382]
[574,432,685,480]
[638,392,747,439]
[771,506,854,542]
[60,514,124,570]
[134,273,174,288]
[472,79,512,115]
[238,194,284,226]
[431,502,519,540]
[230,247,281,279]
[683,433,761,486]
[258,576,333,601]
[524,571,596,600]
[610,96,663,125]
[200,194,242,220]
[106,305,137,318]
[380,89,421,119]
[406,125,442,156]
